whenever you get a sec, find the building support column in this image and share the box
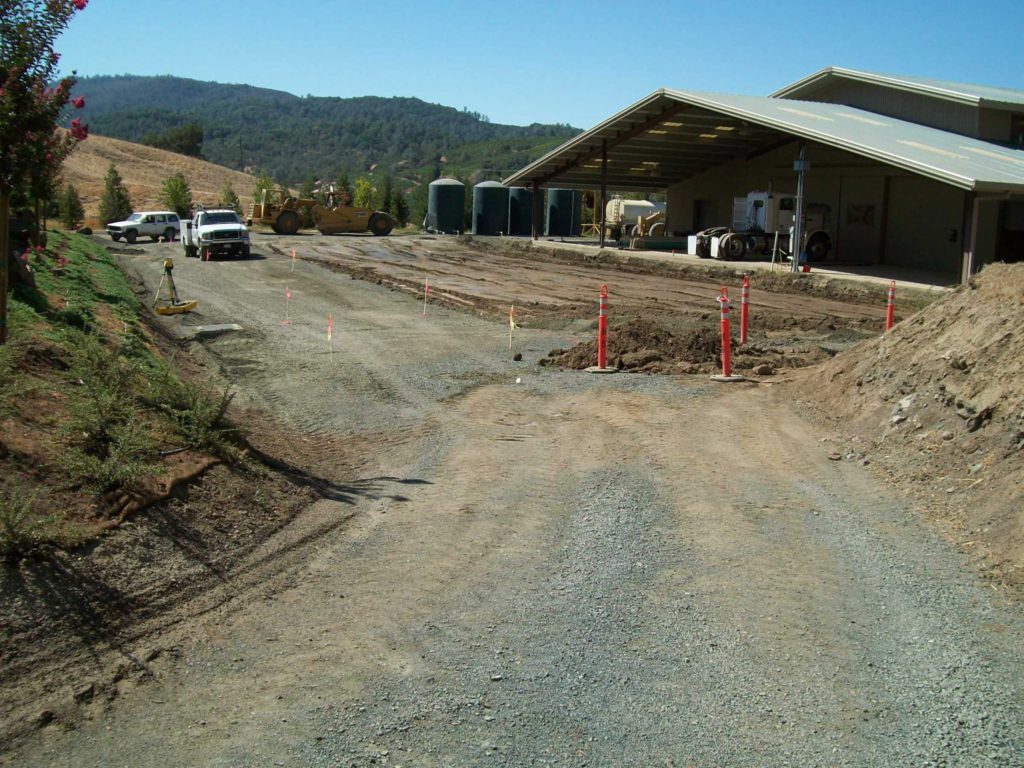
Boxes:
[599,140,608,249]
[531,180,540,241]
[961,191,979,284]
[791,143,808,273]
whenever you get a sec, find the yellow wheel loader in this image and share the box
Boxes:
[247,190,395,236]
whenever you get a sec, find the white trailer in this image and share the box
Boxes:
[605,197,667,240]
[695,191,832,262]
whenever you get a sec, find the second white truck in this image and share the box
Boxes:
[181,208,251,259]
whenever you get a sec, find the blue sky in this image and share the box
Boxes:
[57,0,1024,129]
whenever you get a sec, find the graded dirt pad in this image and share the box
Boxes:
[798,262,1024,589]
[275,233,890,376]
[3,235,1023,766]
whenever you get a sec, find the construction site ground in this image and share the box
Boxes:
[2,233,1022,767]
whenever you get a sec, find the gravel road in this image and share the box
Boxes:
[8,234,1022,767]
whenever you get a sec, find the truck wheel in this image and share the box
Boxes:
[274,211,301,235]
[369,213,393,236]
[720,233,746,260]
[111,234,121,242]
[125,230,137,244]
[806,232,831,262]
[243,245,251,258]
[164,227,177,242]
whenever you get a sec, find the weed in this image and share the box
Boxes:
[61,418,159,492]
[143,366,239,458]
[0,484,56,559]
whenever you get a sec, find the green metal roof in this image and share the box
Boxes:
[503,89,1024,193]
[772,67,1024,110]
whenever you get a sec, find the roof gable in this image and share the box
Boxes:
[773,67,1024,110]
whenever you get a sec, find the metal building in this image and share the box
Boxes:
[504,67,1024,284]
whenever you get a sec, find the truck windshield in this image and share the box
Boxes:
[127,213,142,222]
[201,212,240,225]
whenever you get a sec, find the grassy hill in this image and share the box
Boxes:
[73,75,579,183]
[61,135,258,227]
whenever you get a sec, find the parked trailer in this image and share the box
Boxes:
[605,198,667,240]
[694,191,831,262]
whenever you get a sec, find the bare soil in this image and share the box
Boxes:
[2,233,1022,766]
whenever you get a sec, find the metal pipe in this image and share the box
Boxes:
[599,140,608,248]
[791,143,807,273]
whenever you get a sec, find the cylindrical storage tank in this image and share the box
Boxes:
[426,178,465,234]
[507,187,533,236]
[545,188,583,237]
[471,181,509,236]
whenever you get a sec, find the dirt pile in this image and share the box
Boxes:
[540,315,842,374]
[797,262,1024,588]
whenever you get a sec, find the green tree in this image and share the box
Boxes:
[252,169,275,203]
[410,175,430,229]
[391,188,410,227]
[219,181,240,212]
[353,177,375,208]
[1,0,89,343]
[142,122,203,157]
[58,183,84,229]
[159,173,192,218]
[376,174,394,214]
[335,171,352,201]
[98,163,133,225]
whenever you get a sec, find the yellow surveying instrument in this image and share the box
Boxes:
[153,259,197,315]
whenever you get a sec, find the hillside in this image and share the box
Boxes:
[72,75,579,182]
[61,134,258,226]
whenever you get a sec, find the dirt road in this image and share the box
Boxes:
[7,234,1023,766]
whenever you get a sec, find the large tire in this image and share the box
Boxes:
[243,245,251,259]
[369,213,393,236]
[125,229,137,244]
[164,227,177,242]
[719,233,746,260]
[806,232,831,262]
[274,211,301,235]
[111,234,121,242]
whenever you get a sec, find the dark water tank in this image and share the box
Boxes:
[507,187,533,236]
[545,188,582,237]
[426,178,465,234]
[471,181,509,236]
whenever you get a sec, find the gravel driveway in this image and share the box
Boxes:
[9,235,1022,767]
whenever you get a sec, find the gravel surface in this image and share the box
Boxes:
[6,236,1022,767]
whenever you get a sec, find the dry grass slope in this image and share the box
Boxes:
[61,135,257,226]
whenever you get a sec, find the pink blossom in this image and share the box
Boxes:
[35,245,45,253]
[50,52,61,65]
[71,95,85,108]
[72,0,88,9]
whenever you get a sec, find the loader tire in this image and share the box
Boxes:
[274,210,301,235]
[369,213,393,236]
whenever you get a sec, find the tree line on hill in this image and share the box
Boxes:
[73,75,579,186]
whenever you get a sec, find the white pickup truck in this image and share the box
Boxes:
[107,211,181,244]
[181,208,251,259]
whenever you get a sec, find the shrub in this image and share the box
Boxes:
[0,484,55,559]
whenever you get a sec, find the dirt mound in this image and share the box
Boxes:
[797,262,1024,588]
[61,135,257,228]
[541,314,841,375]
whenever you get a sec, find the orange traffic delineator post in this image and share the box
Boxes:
[711,286,746,383]
[586,284,617,374]
[885,280,896,332]
[740,274,750,346]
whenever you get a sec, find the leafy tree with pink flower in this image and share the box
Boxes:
[0,0,89,344]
